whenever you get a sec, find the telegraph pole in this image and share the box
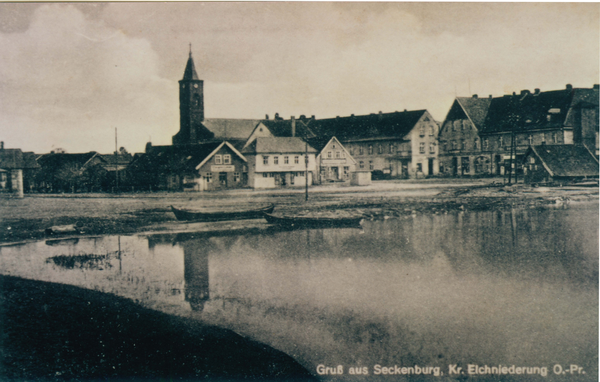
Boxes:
[115,127,119,192]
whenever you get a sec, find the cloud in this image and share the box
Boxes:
[0,4,177,153]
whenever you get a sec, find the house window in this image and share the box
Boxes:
[429,126,435,136]
[215,155,222,164]
[263,156,269,165]
[343,166,349,176]
[284,156,289,164]
[442,142,447,152]
[453,120,460,131]
[219,172,227,185]
[263,173,268,178]
[274,156,279,165]
[378,145,383,154]
[429,143,435,154]
[368,145,373,155]
[294,156,299,164]
[483,139,489,150]
[349,147,355,155]
[499,136,503,147]
[234,172,240,182]
[336,151,341,159]
[359,146,364,155]
[553,133,557,143]
[416,163,423,172]
[389,144,394,154]
[474,138,480,150]
[369,160,374,170]
[452,141,457,150]
[327,151,332,159]
[223,154,231,165]
[542,134,546,144]
[461,140,466,150]
[419,126,425,137]
[420,142,426,153]
[205,173,213,183]
[359,161,364,169]
[332,144,336,149]
[528,135,533,145]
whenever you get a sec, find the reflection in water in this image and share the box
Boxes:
[0,204,597,380]
[180,237,210,311]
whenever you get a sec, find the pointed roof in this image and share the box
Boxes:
[182,51,199,81]
[455,97,492,130]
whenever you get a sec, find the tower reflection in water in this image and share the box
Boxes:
[177,235,210,312]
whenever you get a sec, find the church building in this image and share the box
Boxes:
[172,49,260,149]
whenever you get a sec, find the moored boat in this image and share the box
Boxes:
[171,204,274,222]
[263,213,363,229]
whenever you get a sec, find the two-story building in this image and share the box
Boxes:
[313,110,439,178]
[241,137,317,189]
[314,137,357,183]
[439,84,599,177]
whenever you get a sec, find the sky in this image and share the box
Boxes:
[0,2,598,154]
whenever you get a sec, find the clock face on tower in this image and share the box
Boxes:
[194,84,198,89]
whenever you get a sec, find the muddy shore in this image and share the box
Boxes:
[0,180,597,245]
[0,275,317,381]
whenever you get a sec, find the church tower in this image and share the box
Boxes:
[173,47,212,145]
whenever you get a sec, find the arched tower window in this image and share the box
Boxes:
[193,94,201,108]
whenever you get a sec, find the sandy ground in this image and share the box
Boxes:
[0,178,597,244]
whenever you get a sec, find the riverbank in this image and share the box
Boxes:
[0,275,316,381]
[0,180,597,244]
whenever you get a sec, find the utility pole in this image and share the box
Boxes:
[115,127,119,192]
[305,127,309,202]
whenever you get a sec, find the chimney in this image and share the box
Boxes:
[594,84,599,90]
[472,94,478,99]
[300,114,306,120]
[404,109,407,112]
[291,116,296,137]
[512,92,516,96]
[0,141,3,150]
[534,88,540,95]
[520,89,530,96]
[351,114,355,117]
[265,114,269,120]
[311,115,315,120]
[489,95,493,99]
[275,112,280,120]
[566,84,573,91]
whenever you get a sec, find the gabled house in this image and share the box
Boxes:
[438,95,492,176]
[129,141,247,192]
[312,110,439,178]
[439,84,599,177]
[523,144,599,184]
[241,137,317,189]
[314,137,357,183]
[36,151,107,193]
[0,142,40,197]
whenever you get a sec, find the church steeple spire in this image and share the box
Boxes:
[173,46,205,145]
[182,45,199,81]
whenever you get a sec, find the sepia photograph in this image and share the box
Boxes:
[0,2,598,381]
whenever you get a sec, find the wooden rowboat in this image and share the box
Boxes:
[263,212,363,230]
[171,204,274,222]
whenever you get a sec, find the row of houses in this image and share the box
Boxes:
[2,51,598,196]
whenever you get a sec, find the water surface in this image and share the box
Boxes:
[1,203,597,380]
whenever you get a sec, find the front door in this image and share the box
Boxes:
[331,167,339,180]
[428,159,434,175]
[219,172,227,187]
